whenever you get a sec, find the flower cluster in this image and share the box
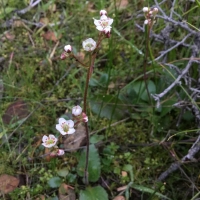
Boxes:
[60,9,113,57]
[143,7,158,26]
[93,10,113,37]
[41,105,88,157]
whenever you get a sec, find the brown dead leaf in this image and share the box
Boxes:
[87,2,96,12]
[0,174,19,194]
[117,185,127,192]
[2,99,29,125]
[1,31,15,41]
[44,147,51,162]
[40,17,49,25]
[49,4,57,12]
[63,123,86,151]
[42,31,61,42]
[76,52,85,62]
[13,20,24,27]
[108,82,115,89]
[59,183,76,200]
[113,196,125,200]
[121,171,127,177]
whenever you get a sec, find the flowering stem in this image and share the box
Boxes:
[83,54,92,185]
[143,24,152,103]
[83,35,104,185]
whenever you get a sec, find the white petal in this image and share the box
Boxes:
[108,18,113,26]
[68,128,75,134]
[49,134,56,139]
[94,19,100,26]
[96,26,104,31]
[42,142,49,148]
[100,15,107,20]
[42,135,48,143]
[58,118,67,125]
[60,130,67,135]
[42,142,54,148]
[56,124,63,132]
[66,120,74,128]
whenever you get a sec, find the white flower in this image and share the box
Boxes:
[143,7,149,12]
[100,10,107,16]
[93,16,113,32]
[56,118,75,135]
[42,134,57,148]
[72,105,82,116]
[82,38,96,51]
[64,45,72,53]
[57,149,65,156]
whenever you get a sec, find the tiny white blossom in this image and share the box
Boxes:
[72,105,82,116]
[143,7,149,12]
[82,38,96,51]
[100,10,107,16]
[57,149,65,156]
[42,134,57,148]
[93,16,113,32]
[56,118,75,135]
[64,45,72,53]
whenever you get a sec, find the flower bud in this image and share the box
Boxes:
[144,19,149,25]
[57,149,65,156]
[143,7,149,12]
[64,45,72,53]
[82,112,88,122]
[152,7,158,15]
[100,10,107,16]
[153,7,158,13]
[72,105,82,116]
[60,52,67,60]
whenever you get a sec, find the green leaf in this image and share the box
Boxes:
[77,144,101,182]
[48,177,62,188]
[80,186,108,200]
[0,7,16,19]
[113,27,144,56]
[119,80,156,103]
[90,94,126,120]
[131,184,172,200]
[90,135,104,144]
[57,167,69,177]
